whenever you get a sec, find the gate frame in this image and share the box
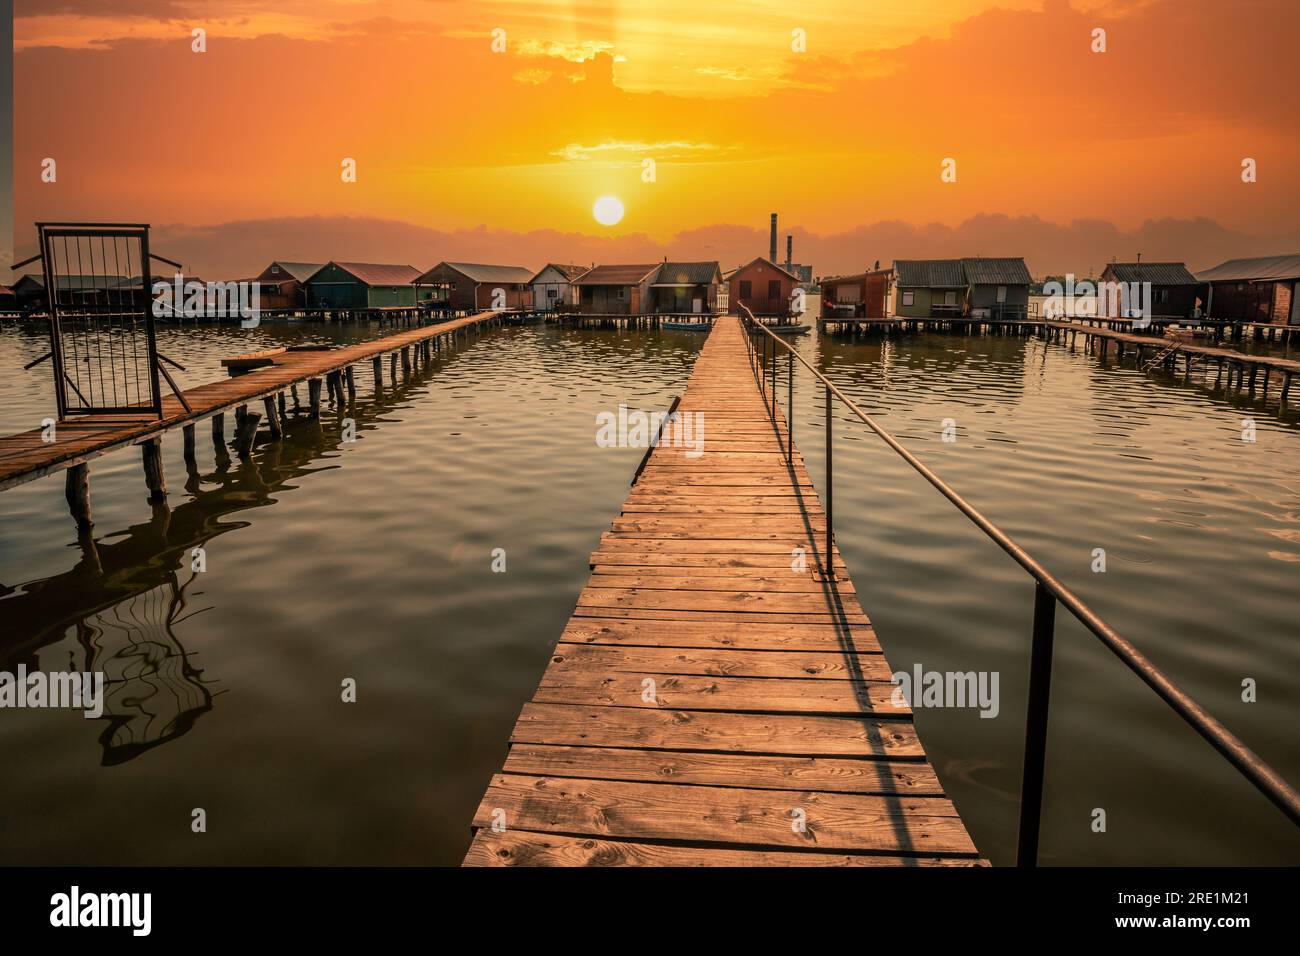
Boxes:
[36,221,164,420]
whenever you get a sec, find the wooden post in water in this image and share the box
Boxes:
[308,378,323,418]
[65,463,93,531]
[234,410,262,457]
[141,437,167,501]
[263,395,283,438]
[211,413,229,459]
[346,366,356,401]
[373,355,383,388]
[182,424,196,464]
[390,352,398,379]
[278,391,287,417]
[291,383,301,412]
[402,346,411,374]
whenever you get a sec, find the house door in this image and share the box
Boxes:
[1291,281,1300,326]
[692,294,703,313]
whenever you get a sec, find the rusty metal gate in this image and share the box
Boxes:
[35,222,164,418]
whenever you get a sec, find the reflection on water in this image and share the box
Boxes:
[84,576,218,765]
[0,319,1297,865]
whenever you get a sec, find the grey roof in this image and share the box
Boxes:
[653,261,722,286]
[893,259,966,288]
[960,257,1032,285]
[1103,262,1198,285]
[530,263,587,283]
[435,262,536,284]
[1196,253,1300,283]
[267,261,325,282]
[573,263,660,285]
[320,262,421,286]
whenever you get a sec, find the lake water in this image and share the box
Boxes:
[0,318,1297,865]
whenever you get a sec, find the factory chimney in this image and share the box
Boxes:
[786,235,793,269]
[769,213,777,263]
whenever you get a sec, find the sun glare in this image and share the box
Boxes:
[593,195,625,226]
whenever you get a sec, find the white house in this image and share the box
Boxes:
[530,263,587,312]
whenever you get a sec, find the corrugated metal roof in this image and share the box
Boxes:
[653,261,721,285]
[268,261,325,282]
[437,262,535,284]
[894,259,966,288]
[960,257,1032,285]
[530,263,588,283]
[1103,262,1198,285]
[572,264,659,285]
[1196,253,1300,283]
[326,262,421,286]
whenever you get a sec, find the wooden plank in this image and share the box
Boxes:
[559,618,879,652]
[500,744,943,794]
[473,774,977,855]
[509,702,922,758]
[465,831,985,867]
[534,672,907,715]
[548,643,893,681]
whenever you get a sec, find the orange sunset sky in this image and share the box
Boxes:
[11,0,1300,278]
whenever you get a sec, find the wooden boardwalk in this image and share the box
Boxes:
[464,316,982,866]
[0,310,499,492]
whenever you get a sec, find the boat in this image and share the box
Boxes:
[662,319,713,331]
[768,322,810,335]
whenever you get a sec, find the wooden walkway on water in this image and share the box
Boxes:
[464,315,983,867]
[0,310,501,497]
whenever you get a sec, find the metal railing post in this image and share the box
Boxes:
[1017,582,1057,867]
[825,382,833,574]
[787,350,794,464]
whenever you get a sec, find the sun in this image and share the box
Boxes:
[593,195,625,226]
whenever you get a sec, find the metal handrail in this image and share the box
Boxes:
[735,304,1300,865]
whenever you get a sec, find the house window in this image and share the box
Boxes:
[768,280,780,299]
[943,290,957,306]
[739,280,752,298]
[617,287,626,301]
[1158,288,1169,303]
[270,264,280,275]
[548,288,557,299]
[901,291,915,306]
[996,286,1007,303]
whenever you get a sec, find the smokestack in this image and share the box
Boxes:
[786,235,793,269]
[769,213,777,263]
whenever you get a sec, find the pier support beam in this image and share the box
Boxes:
[141,437,167,501]
[182,423,196,464]
[346,366,356,401]
[65,462,92,531]
[308,378,323,418]
[373,356,383,388]
[211,413,230,462]
[262,395,283,438]
[234,410,262,458]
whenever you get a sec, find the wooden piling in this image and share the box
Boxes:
[64,462,92,531]
[263,395,283,438]
[141,437,167,501]
[234,409,262,457]
[308,378,323,418]
[182,423,196,464]
[373,355,382,387]
[346,365,356,401]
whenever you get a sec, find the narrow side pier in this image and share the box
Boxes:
[1045,321,1299,406]
[464,316,982,866]
[0,310,501,500]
